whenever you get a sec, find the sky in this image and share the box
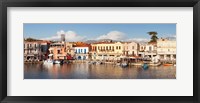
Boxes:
[24,23,176,42]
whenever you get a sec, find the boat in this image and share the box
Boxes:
[149,62,161,66]
[54,60,61,64]
[163,63,173,66]
[88,61,96,64]
[142,63,148,70]
[96,61,103,65]
[43,59,53,64]
[121,62,128,67]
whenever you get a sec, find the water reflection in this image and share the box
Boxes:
[24,63,176,79]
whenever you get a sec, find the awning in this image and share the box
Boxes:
[48,54,53,56]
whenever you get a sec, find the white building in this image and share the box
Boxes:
[74,46,89,60]
[157,38,176,61]
[123,42,139,56]
[138,43,157,58]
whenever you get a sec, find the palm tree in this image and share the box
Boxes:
[147,31,158,43]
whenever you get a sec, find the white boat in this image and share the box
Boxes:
[54,60,61,64]
[96,61,102,65]
[43,59,53,64]
[121,62,128,67]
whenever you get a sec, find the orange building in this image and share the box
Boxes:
[49,42,66,60]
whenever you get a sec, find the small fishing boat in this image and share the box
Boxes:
[142,63,149,70]
[54,60,61,64]
[149,62,161,66]
[121,62,128,67]
[163,63,173,66]
[96,61,102,65]
[43,59,53,64]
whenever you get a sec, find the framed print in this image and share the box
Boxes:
[0,0,199,103]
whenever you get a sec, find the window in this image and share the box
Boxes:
[119,46,121,50]
[116,46,118,49]
[58,50,60,54]
[35,44,37,48]
[132,46,134,49]
[109,46,111,50]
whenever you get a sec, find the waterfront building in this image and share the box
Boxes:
[74,46,89,60]
[138,43,157,58]
[127,42,139,56]
[65,42,75,59]
[90,41,124,60]
[24,41,50,61]
[48,42,66,60]
[157,38,176,61]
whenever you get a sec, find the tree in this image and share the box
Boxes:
[147,31,158,43]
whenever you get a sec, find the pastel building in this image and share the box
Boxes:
[90,42,124,60]
[74,46,89,60]
[24,41,50,61]
[49,42,66,60]
[157,38,176,61]
[127,42,139,56]
[138,43,157,58]
[65,42,75,57]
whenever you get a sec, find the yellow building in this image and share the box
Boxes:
[90,42,123,60]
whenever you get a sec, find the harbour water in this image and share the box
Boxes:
[24,63,176,79]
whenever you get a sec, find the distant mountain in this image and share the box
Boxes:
[166,37,176,40]
[97,39,118,42]
[85,40,97,44]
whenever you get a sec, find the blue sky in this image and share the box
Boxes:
[24,23,176,42]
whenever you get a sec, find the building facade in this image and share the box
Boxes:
[74,46,89,60]
[90,42,124,60]
[138,43,157,58]
[49,42,66,60]
[24,41,50,61]
[157,38,176,61]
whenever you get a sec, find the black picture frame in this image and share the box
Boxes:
[0,0,199,103]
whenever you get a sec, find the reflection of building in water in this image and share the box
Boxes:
[157,38,176,61]
[24,41,50,61]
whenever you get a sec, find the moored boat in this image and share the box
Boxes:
[142,63,149,70]
[121,62,128,67]
[54,60,61,64]
[43,59,53,64]
[163,63,173,66]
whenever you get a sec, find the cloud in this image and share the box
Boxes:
[41,30,86,42]
[96,31,126,41]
